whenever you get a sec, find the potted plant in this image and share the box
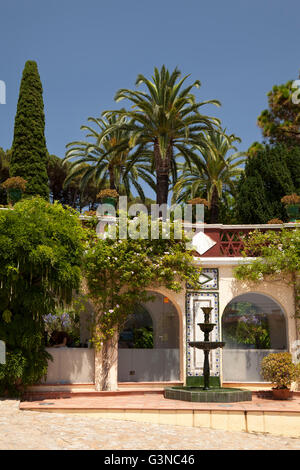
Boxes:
[281,194,300,222]
[267,218,283,224]
[261,352,300,400]
[188,197,210,207]
[2,177,27,206]
[97,189,119,215]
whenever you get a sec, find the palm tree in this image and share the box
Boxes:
[172,130,246,223]
[64,114,147,200]
[102,66,220,205]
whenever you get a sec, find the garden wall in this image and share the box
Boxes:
[44,348,95,384]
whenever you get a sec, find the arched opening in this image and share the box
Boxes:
[222,293,288,382]
[118,291,180,382]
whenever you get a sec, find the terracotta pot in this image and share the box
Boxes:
[7,187,23,205]
[272,388,291,400]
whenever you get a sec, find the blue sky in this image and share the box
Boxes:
[0,0,299,197]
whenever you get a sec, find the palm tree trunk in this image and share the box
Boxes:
[210,185,220,223]
[108,165,116,190]
[154,139,171,206]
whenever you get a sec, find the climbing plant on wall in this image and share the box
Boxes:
[234,228,300,326]
[84,219,200,349]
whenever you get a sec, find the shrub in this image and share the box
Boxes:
[281,194,300,205]
[0,197,86,395]
[97,189,119,199]
[261,352,300,389]
[187,197,209,207]
[2,177,27,192]
[83,210,97,217]
[267,218,283,224]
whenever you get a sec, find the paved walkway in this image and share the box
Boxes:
[1,400,300,450]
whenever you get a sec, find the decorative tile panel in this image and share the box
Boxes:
[187,268,218,290]
[186,292,220,377]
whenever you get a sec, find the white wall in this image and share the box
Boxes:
[44,348,95,384]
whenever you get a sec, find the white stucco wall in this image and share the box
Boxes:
[212,264,297,383]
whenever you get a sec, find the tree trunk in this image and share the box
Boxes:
[109,166,116,190]
[95,334,118,391]
[154,139,172,206]
[210,185,220,223]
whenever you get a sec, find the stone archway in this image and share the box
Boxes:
[118,291,181,382]
[221,292,288,382]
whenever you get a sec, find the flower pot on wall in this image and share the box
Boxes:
[101,197,116,215]
[272,388,291,400]
[2,177,27,206]
[7,187,23,206]
[286,204,299,223]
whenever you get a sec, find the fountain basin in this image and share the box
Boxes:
[189,341,225,351]
[198,323,215,333]
[164,386,252,403]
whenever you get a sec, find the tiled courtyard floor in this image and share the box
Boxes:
[1,399,300,450]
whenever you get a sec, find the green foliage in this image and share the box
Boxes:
[235,228,300,282]
[224,319,270,349]
[133,327,153,348]
[10,61,49,199]
[236,145,299,223]
[84,219,199,348]
[223,301,271,349]
[0,315,51,396]
[234,228,300,326]
[261,352,300,389]
[172,129,245,223]
[48,154,100,211]
[103,65,220,204]
[0,197,86,394]
[257,80,300,148]
[65,114,148,201]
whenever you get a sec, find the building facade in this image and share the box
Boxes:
[43,223,299,391]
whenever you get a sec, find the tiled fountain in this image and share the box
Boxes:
[164,307,252,402]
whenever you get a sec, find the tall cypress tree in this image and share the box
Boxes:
[10,61,49,199]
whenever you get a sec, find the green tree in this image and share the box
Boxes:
[64,114,147,200]
[236,145,299,223]
[0,197,85,395]
[172,130,245,223]
[84,219,199,346]
[10,61,49,199]
[103,66,220,205]
[257,80,300,148]
[48,155,99,211]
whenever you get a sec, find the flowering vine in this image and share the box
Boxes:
[83,220,200,349]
